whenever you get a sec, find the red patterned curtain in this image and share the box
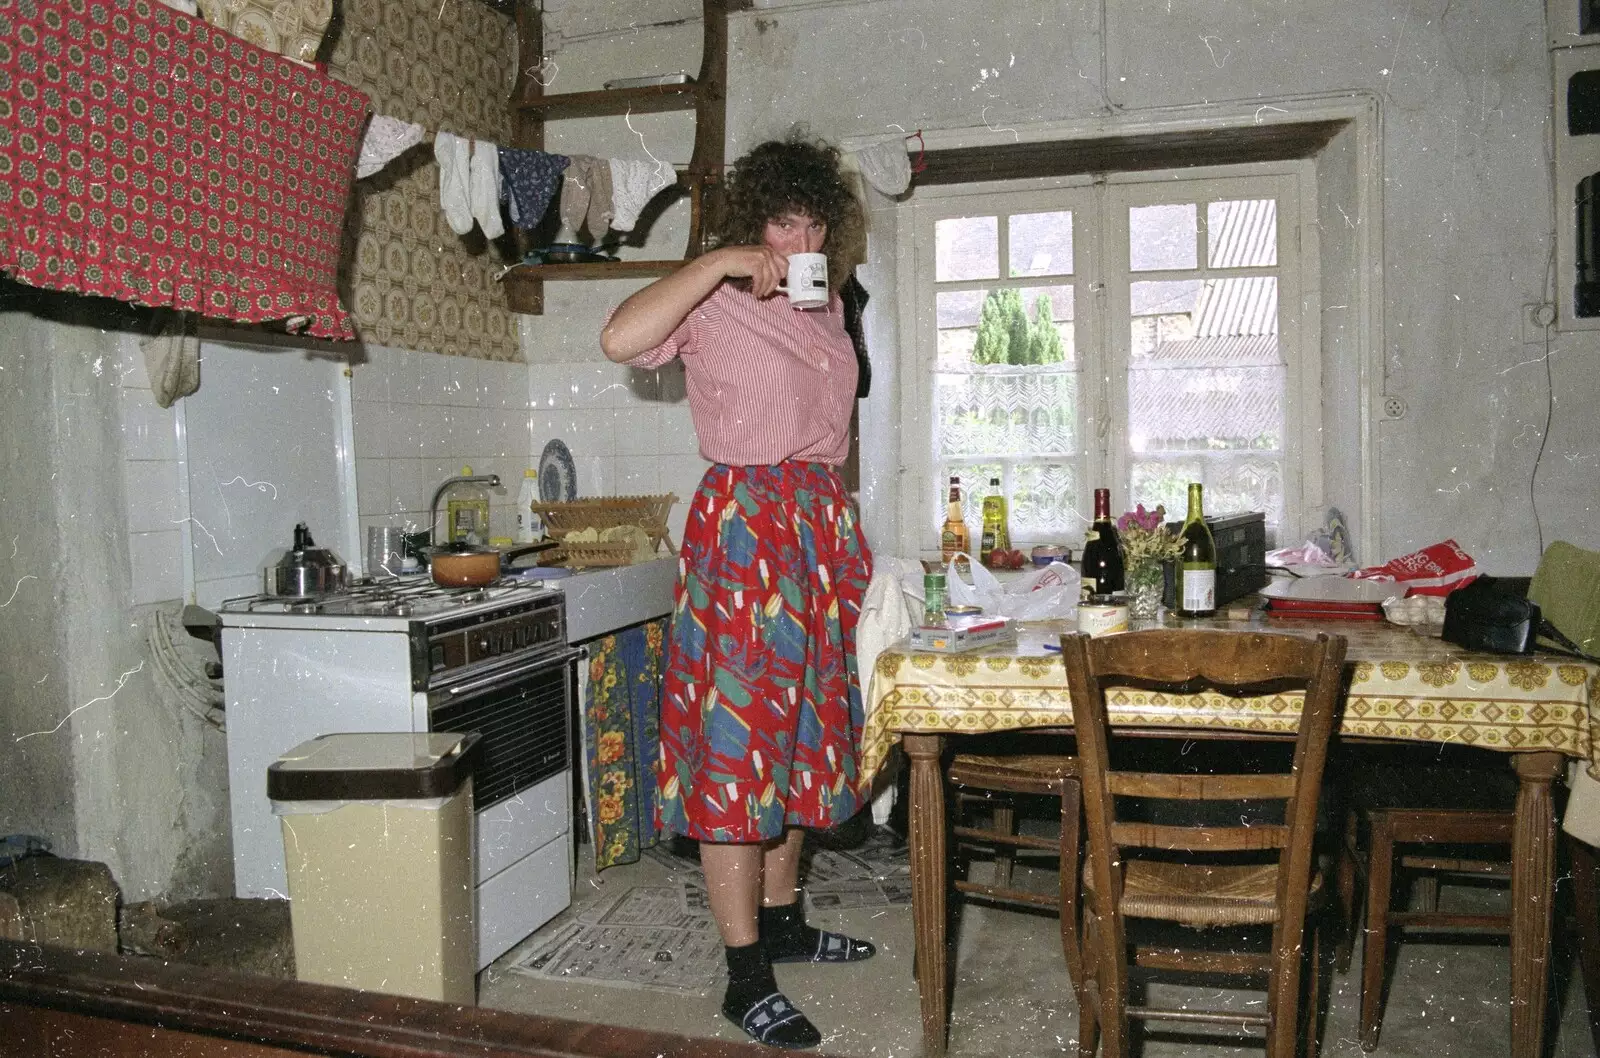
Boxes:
[0,0,369,338]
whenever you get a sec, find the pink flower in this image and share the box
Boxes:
[1117,503,1166,533]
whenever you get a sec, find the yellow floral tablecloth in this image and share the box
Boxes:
[862,618,1600,781]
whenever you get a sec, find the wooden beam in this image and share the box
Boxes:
[916,119,1349,185]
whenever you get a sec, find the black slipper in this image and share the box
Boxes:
[767,928,877,964]
[723,990,823,1049]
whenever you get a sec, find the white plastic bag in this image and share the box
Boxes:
[945,554,1081,621]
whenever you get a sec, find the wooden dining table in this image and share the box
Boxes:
[861,612,1600,1057]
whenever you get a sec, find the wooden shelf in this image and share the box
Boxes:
[502,261,686,313]
[514,82,700,119]
[506,0,736,316]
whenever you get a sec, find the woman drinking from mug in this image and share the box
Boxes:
[599,133,874,1050]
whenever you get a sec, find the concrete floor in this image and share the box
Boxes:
[478,849,1598,1057]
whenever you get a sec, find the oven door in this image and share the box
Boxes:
[426,647,582,812]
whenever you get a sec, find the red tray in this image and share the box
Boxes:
[1265,603,1385,621]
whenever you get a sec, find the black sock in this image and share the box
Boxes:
[721,941,821,1049]
[759,900,877,964]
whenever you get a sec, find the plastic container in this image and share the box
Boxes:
[268,732,482,1005]
[443,465,491,546]
[515,469,544,544]
[1031,544,1071,568]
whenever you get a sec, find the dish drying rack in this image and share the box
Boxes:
[528,494,677,568]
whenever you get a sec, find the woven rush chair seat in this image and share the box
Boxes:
[1097,859,1328,929]
[1061,628,1347,1058]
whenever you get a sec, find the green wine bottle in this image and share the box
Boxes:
[1177,482,1217,617]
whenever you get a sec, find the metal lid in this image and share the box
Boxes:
[267,732,482,802]
[946,604,983,615]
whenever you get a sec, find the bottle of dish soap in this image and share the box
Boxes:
[515,468,544,543]
[444,466,491,546]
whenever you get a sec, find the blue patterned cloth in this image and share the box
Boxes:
[498,148,569,231]
[584,619,665,870]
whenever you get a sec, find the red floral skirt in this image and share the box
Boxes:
[656,462,872,843]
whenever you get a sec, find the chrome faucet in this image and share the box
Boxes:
[429,472,501,544]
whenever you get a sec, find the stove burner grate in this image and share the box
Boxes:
[223,576,541,617]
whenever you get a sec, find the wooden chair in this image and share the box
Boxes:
[1341,540,1600,1051]
[947,746,1084,988]
[1059,628,1348,1058]
[1356,803,1512,1050]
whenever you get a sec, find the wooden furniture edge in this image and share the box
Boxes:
[0,939,786,1058]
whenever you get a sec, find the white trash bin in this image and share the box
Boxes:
[268,731,481,1005]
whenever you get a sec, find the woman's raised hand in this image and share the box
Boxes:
[713,244,789,299]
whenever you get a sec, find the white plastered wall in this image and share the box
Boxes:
[531,0,1596,572]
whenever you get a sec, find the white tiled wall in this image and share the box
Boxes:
[526,358,707,544]
[115,336,185,606]
[349,347,535,544]
[115,338,706,604]
[350,347,703,548]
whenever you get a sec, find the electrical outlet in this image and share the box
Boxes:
[1382,395,1407,421]
[1523,302,1556,344]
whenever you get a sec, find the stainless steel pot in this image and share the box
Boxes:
[264,522,348,596]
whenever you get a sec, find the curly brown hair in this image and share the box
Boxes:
[715,132,865,291]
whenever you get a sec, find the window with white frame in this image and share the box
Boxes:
[901,164,1318,553]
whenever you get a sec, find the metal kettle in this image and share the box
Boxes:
[264,522,348,597]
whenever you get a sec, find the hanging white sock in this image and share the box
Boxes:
[469,139,505,239]
[434,131,473,236]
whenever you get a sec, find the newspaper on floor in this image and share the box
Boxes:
[589,884,714,931]
[509,919,725,995]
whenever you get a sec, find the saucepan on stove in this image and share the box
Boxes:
[264,522,349,597]
[425,540,557,587]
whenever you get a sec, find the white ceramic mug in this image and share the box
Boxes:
[782,252,829,309]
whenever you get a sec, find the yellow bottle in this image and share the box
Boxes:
[444,465,491,546]
[979,476,1010,566]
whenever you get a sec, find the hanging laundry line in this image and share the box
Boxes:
[354,114,921,246]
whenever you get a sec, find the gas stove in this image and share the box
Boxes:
[218,571,578,968]
[220,575,557,624]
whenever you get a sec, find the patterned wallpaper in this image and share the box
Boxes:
[327,0,520,361]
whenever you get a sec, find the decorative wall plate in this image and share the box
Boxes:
[539,439,578,502]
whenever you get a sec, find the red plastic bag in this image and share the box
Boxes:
[1348,539,1479,597]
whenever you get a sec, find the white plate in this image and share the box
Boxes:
[538,439,577,502]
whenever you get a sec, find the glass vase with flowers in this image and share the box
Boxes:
[1117,504,1184,620]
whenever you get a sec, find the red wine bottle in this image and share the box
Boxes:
[1080,488,1124,597]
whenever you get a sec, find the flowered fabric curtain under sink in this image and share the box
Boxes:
[584,619,666,871]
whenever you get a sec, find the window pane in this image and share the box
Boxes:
[1207,199,1277,268]
[1010,462,1080,541]
[934,462,1081,545]
[1008,210,1073,277]
[935,369,1078,458]
[938,286,1075,369]
[940,461,1000,533]
[936,216,999,281]
[1129,203,1197,271]
[1126,277,1283,532]
[1129,456,1284,539]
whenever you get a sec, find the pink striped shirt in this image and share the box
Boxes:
[623,282,858,466]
